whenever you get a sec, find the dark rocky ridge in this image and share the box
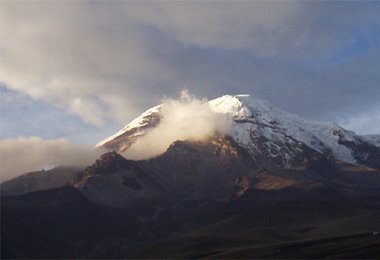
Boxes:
[1,166,82,196]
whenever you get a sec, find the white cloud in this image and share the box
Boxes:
[0,137,102,182]
[124,90,232,160]
[0,1,163,126]
[338,106,380,135]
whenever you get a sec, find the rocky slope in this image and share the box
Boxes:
[72,136,380,208]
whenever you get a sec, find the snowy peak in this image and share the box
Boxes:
[208,94,254,118]
[97,94,380,169]
[209,95,366,166]
[96,105,162,152]
[209,95,358,164]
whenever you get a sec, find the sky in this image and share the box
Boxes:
[1,0,380,147]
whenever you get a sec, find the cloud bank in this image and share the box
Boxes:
[123,91,232,160]
[0,137,101,182]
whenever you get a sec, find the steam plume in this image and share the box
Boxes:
[123,90,232,160]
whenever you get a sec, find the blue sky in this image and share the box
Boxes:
[0,86,117,144]
[1,1,380,146]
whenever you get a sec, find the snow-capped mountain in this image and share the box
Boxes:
[96,104,163,152]
[3,95,380,259]
[97,94,379,169]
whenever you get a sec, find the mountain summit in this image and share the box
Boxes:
[97,94,380,169]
